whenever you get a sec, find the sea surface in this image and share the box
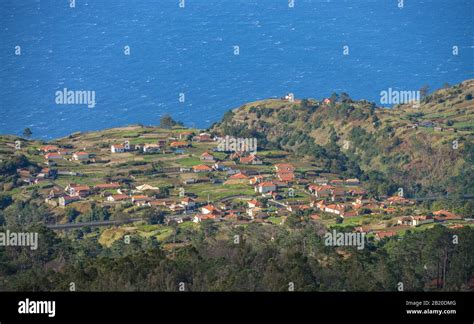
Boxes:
[0,0,473,139]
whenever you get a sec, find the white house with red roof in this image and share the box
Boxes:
[44,153,62,160]
[65,184,91,197]
[255,182,277,194]
[111,144,126,153]
[181,197,196,208]
[240,154,262,165]
[193,164,213,173]
[247,199,263,209]
[107,194,129,202]
[200,152,215,162]
[201,204,221,215]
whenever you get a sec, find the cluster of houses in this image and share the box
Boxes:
[405,120,456,132]
[25,132,466,235]
[40,145,91,163]
[110,132,214,156]
[351,209,463,241]
[16,167,58,185]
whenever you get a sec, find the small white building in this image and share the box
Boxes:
[111,144,125,153]
[255,182,276,194]
[72,152,89,161]
[143,144,161,154]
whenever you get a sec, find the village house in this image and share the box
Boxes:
[277,172,295,182]
[249,175,264,185]
[131,195,150,206]
[273,180,288,188]
[193,164,213,173]
[255,181,277,194]
[284,93,294,101]
[37,168,55,179]
[143,144,161,153]
[225,172,249,185]
[385,196,413,206]
[182,178,197,185]
[212,162,227,172]
[311,200,327,210]
[193,133,213,142]
[201,204,222,215]
[374,231,397,240]
[352,196,373,207]
[39,145,59,153]
[200,152,215,162]
[246,207,263,219]
[275,163,295,173]
[170,141,189,148]
[348,188,367,196]
[73,152,89,161]
[193,213,217,223]
[180,197,196,209]
[226,168,241,176]
[286,204,310,213]
[58,149,72,156]
[44,152,62,160]
[111,144,126,153]
[308,185,334,198]
[65,184,91,197]
[324,204,346,216]
[178,131,194,140]
[168,203,185,213]
[95,183,121,190]
[398,215,434,227]
[239,154,263,165]
[146,200,165,208]
[48,187,63,199]
[247,199,263,209]
[58,195,80,206]
[433,210,460,221]
[107,194,129,202]
[135,184,159,192]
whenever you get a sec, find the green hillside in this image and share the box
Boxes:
[211,80,474,197]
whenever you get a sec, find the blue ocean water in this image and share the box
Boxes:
[0,0,473,139]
